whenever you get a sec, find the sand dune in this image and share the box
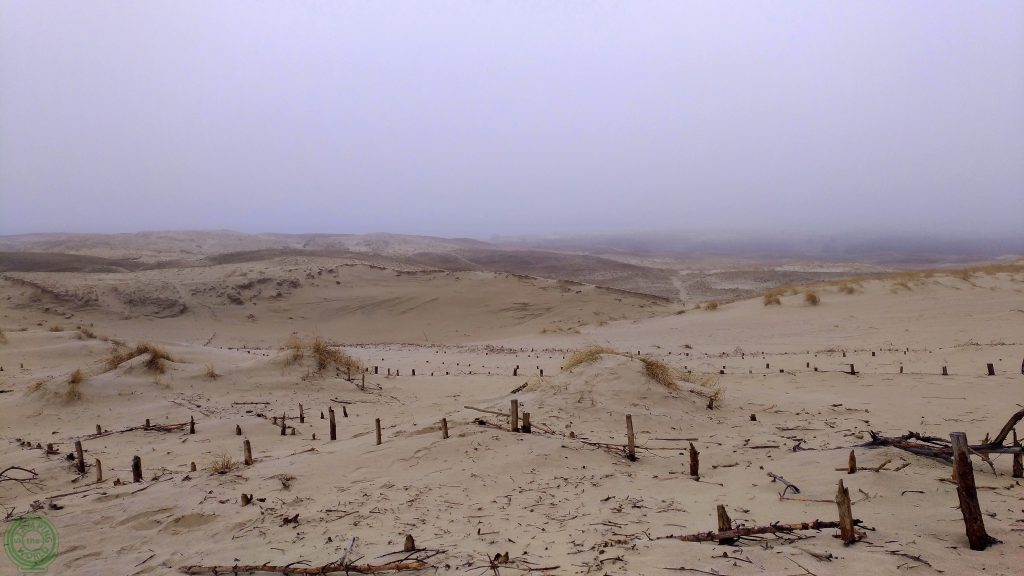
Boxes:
[1,257,1022,575]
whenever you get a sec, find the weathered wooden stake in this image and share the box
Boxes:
[145,418,151,428]
[74,440,85,474]
[280,413,286,436]
[848,449,857,474]
[510,399,519,432]
[521,412,531,433]
[299,404,304,423]
[1013,430,1022,479]
[513,366,518,377]
[132,455,143,483]
[96,424,101,434]
[361,372,365,389]
[404,534,415,552]
[848,363,856,375]
[95,459,102,482]
[190,416,196,434]
[625,415,636,461]
[243,439,253,465]
[342,405,348,418]
[329,407,337,441]
[375,418,382,445]
[241,493,252,506]
[539,368,543,377]
[942,366,949,376]
[441,418,449,439]
[235,424,242,435]
[986,363,995,376]
[950,432,993,550]
[900,365,904,374]
[836,479,856,545]
[688,442,699,477]
[190,462,197,472]
[717,505,735,545]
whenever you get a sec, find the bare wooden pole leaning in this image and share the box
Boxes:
[950,432,994,551]
[625,415,636,461]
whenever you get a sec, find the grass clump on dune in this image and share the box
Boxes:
[803,290,820,306]
[283,336,305,365]
[762,292,782,306]
[310,336,363,374]
[65,368,84,401]
[104,342,173,373]
[204,364,220,379]
[637,356,677,390]
[562,345,616,371]
[208,452,238,475]
[48,324,64,332]
[703,301,719,311]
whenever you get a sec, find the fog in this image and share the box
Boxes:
[1,1,1021,239]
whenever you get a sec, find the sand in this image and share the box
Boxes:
[0,240,1022,575]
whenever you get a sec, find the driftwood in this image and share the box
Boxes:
[658,519,860,543]
[863,408,1024,461]
[181,560,427,574]
[83,421,190,440]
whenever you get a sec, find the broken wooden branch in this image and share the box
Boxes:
[657,519,860,543]
[180,560,428,574]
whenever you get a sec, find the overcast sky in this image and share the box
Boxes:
[1,1,1021,238]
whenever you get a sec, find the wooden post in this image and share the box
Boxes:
[411,369,415,376]
[404,534,415,552]
[900,365,904,374]
[625,415,636,461]
[329,407,337,441]
[190,462,197,472]
[374,366,378,375]
[95,459,102,482]
[441,418,449,439]
[986,363,995,376]
[243,439,253,465]
[189,416,195,434]
[361,372,365,390]
[145,418,150,428]
[74,440,85,474]
[299,404,304,423]
[513,366,518,377]
[1011,430,1022,479]
[836,479,856,545]
[849,363,856,375]
[689,442,699,478]
[539,368,543,377]
[950,432,992,550]
[342,405,348,418]
[375,418,382,445]
[235,424,242,435]
[280,413,286,436]
[241,493,252,506]
[132,455,143,483]
[942,366,948,376]
[717,505,735,545]
[848,449,857,474]
[510,399,519,432]
[96,424,101,434]
[522,412,531,433]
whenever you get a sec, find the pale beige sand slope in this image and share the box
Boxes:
[0,271,1021,575]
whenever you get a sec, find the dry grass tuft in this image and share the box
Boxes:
[68,368,84,384]
[837,283,856,295]
[65,369,84,401]
[48,324,64,332]
[762,293,782,306]
[204,364,220,379]
[562,345,616,371]
[103,342,173,373]
[208,452,238,475]
[637,356,677,390]
[310,336,363,374]
[703,301,719,311]
[803,290,819,305]
[76,326,96,339]
[283,336,305,365]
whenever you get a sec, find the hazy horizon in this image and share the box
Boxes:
[2,2,1022,238]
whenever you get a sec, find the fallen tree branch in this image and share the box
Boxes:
[83,422,190,440]
[862,408,1024,462]
[656,519,860,543]
[181,560,427,574]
